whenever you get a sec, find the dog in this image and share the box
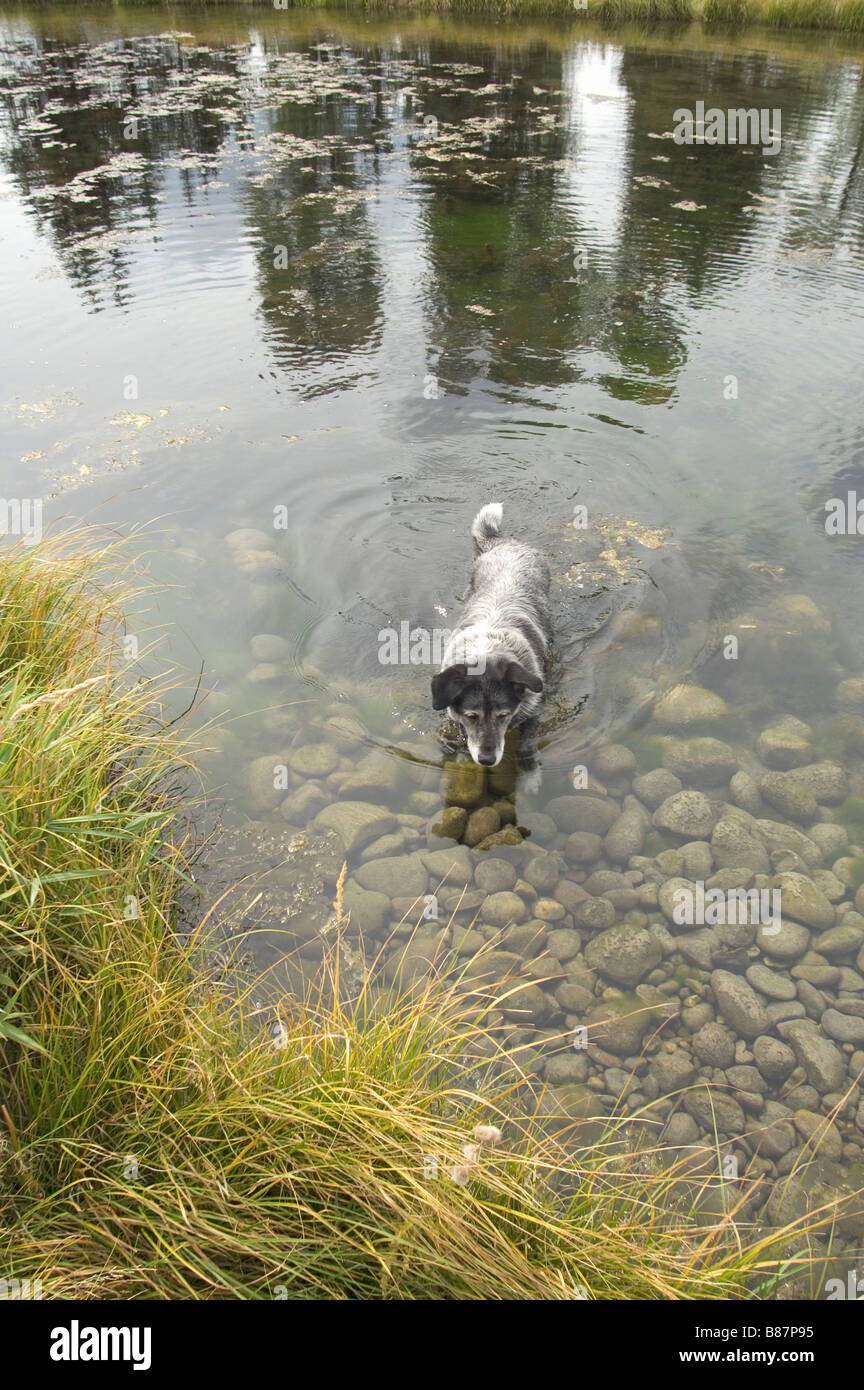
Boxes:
[431,503,551,785]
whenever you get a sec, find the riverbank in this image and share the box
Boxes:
[99,0,864,35]
[0,533,833,1300]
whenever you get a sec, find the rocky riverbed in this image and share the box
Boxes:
[189,566,864,1291]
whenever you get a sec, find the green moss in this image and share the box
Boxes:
[839,856,864,889]
[836,797,864,840]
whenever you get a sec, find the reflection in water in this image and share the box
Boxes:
[3,6,864,1273]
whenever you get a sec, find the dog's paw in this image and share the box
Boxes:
[519,766,543,796]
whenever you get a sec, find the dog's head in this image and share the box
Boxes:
[431,657,543,767]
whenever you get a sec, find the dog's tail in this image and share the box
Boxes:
[471,502,503,554]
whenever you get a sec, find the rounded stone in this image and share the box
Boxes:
[745,962,797,1000]
[786,762,848,805]
[354,853,428,898]
[711,817,770,874]
[565,831,603,864]
[288,744,339,778]
[584,923,662,987]
[692,1022,736,1068]
[730,771,763,815]
[784,1022,846,1092]
[604,809,647,863]
[233,548,281,576]
[653,685,728,728]
[226,527,272,550]
[821,1008,864,1045]
[662,737,738,787]
[247,662,282,684]
[546,927,582,961]
[653,791,716,840]
[755,917,811,962]
[683,1086,745,1137]
[592,744,637,780]
[710,969,770,1039]
[632,768,683,809]
[428,805,467,843]
[752,1036,796,1083]
[464,806,500,847]
[546,795,618,835]
[522,854,560,893]
[574,896,616,931]
[813,922,864,957]
[314,801,398,854]
[533,897,566,922]
[517,810,558,844]
[481,891,528,928]
[757,722,812,770]
[759,772,818,822]
[443,761,487,808]
[475,858,517,893]
[774,873,836,930]
[246,752,292,812]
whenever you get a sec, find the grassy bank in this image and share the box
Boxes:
[94,0,864,36]
[0,534,839,1299]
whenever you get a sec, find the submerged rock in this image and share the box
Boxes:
[443,761,486,808]
[752,1036,796,1083]
[546,795,618,835]
[774,873,835,930]
[653,685,728,728]
[653,790,716,839]
[662,737,738,787]
[757,720,812,770]
[314,800,397,854]
[632,767,682,808]
[584,923,662,986]
[784,1022,846,1093]
[710,969,769,1039]
[354,852,428,898]
[289,744,340,778]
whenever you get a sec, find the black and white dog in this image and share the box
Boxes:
[431,503,551,785]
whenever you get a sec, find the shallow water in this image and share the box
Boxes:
[3,4,864,1288]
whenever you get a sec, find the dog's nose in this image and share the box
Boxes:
[477,753,497,766]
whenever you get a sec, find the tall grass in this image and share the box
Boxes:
[101,0,864,34]
[0,532,847,1299]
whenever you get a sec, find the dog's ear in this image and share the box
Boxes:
[431,664,468,710]
[503,660,543,695]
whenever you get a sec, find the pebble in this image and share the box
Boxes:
[653,790,716,840]
[653,685,728,728]
[475,857,517,893]
[632,768,683,808]
[710,969,770,1039]
[481,891,528,927]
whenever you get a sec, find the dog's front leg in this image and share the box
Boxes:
[517,714,542,794]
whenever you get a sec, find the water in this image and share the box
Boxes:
[3,4,864,1279]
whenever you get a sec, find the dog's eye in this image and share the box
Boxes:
[463,711,478,721]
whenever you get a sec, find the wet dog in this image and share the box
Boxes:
[431,503,551,786]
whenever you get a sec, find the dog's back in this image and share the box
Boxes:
[466,503,552,643]
[433,504,550,771]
